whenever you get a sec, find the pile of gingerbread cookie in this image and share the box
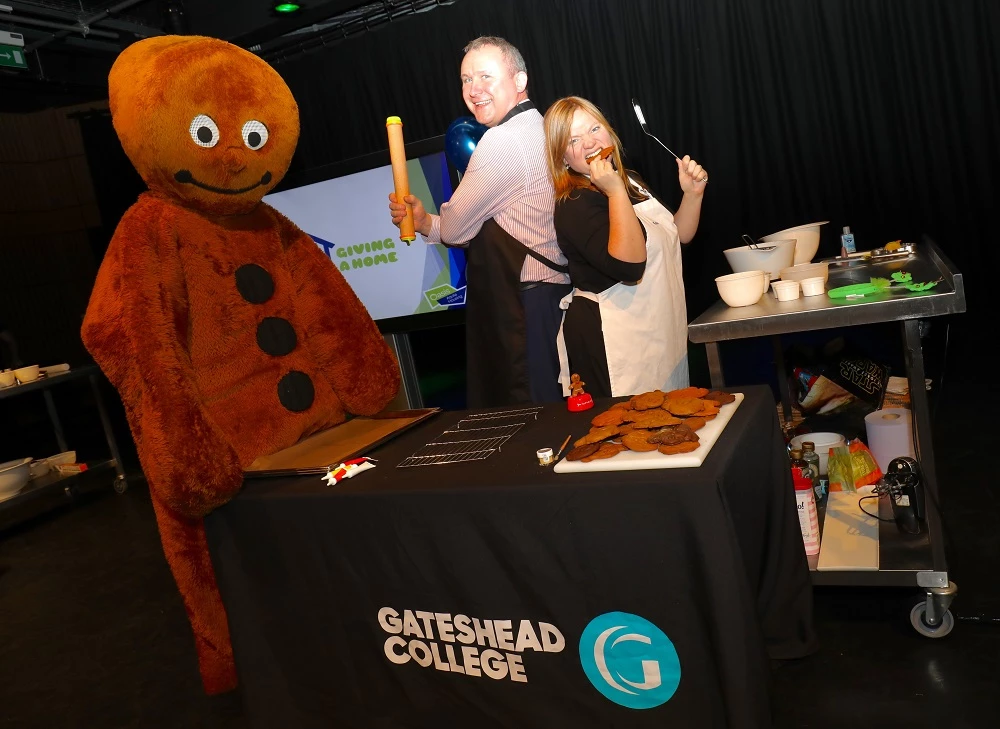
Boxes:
[565,387,737,462]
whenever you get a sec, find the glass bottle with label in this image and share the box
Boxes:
[800,441,823,500]
[792,467,821,556]
[788,448,818,493]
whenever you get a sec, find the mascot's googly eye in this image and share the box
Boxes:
[189,114,220,148]
[241,120,269,150]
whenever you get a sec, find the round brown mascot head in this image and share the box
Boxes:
[109,35,299,216]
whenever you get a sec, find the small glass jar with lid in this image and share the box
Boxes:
[789,448,818,493]
[800,441,823,499]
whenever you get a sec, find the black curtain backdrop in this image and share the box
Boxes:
[74,0,998,400]
[271,0,997,343]
[75,110,146,266]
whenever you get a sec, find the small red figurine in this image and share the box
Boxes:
[567,373,594,412]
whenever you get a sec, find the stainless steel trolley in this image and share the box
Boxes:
[688,235,966,637]
[1,363,128,527]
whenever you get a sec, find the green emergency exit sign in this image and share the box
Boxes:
[0,44,28,70]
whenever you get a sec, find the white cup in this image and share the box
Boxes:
[800,276,825,297]
[771,280,800,302]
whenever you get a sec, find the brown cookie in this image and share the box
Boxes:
[658,441,700,455]
[632,390,666,410]
[609,400,634,411]
[582,442,627,461]
[664,397,705,416]
[585,145,615,162]
[704,390,736,404]
[683,417,707,431]
[566,443,600,461]
[591,409,626,427]
[574,425,621,447]
[648,423,699,445]
[665,386,709,400]
[622,431,660,452]
[632,410,684,428]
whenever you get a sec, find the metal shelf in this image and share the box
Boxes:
[687,235,963,595]
[808,494,935,587]
[2,459,116,505]
[0,364,128,530]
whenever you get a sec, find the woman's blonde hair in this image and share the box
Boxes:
[543,96,645,203]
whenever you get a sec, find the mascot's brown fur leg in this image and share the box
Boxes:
[150,497,238,695]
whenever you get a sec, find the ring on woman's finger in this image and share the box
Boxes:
[700,175,709,183]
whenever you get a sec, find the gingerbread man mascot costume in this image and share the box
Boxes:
[82,36,400,694]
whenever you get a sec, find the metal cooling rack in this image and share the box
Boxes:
[462,407,543,422]
[396,407,543,467]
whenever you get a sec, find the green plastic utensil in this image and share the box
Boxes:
[827,270,940,298]
[827,283,885,299]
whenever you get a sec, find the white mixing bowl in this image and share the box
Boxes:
[0,457,32,500]
[715,270,769,308]
[780,261,830,283]
[761,221,829,264]
[723,239,796,280]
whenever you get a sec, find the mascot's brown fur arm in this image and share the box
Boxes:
[82,197,244,519]
[275,209,400,412]
[83,196,242,695]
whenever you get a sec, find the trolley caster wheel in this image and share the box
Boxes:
[113,476,128,494]
[910,602,955,638]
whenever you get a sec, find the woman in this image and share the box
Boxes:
[543,96,707,398]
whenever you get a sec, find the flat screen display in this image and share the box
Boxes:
[264,136,466,332]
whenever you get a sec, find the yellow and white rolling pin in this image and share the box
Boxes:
[386,115,415,244]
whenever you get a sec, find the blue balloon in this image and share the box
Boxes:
[444,116,488,173]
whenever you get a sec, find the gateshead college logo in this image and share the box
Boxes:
[578,612,681,709]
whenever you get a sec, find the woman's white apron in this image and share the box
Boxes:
[557,182,689,397]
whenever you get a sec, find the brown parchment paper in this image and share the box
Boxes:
[245,409,439,477]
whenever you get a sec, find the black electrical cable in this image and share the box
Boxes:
[858,474,919,522]
[858,494,895,522]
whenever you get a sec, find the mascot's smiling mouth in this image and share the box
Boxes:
[174,169,273,194]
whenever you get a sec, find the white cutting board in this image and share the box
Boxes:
[816,491,879,571]
[553,393,744,473]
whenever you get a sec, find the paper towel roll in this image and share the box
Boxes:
[865,408,915,472]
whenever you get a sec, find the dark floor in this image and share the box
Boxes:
[1,322,997,728]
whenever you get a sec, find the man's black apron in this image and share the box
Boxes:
[463,101,568,409]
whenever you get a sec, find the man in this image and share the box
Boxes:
[389,36,571,408]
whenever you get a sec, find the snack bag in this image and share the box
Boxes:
[827,445,855,493]
[795,370,855,414]
[828,439,883,493]
[829,357,891,410]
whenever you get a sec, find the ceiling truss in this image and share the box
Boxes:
[0,0,454,111]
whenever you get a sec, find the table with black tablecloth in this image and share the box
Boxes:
[205,384,817,729]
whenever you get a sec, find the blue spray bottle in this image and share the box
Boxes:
[840,226,856,257]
